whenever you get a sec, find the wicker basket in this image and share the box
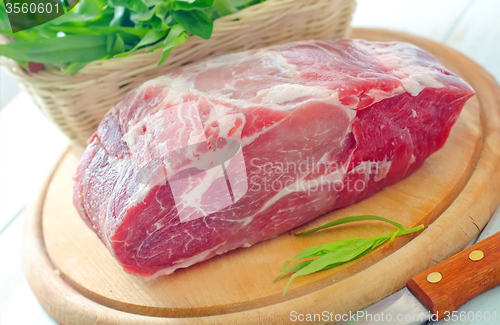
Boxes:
[1,0,356,147]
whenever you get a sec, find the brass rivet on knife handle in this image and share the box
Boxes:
[469,250,484,261]
[427,272,442,283]
[406,231,500,321]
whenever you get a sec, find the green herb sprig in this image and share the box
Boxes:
[0,0,264,74]
[275,215,424,295]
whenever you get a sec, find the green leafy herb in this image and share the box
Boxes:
[172,0,215,11]
[275,215,424,296]
[115,28,169,57]
[0,34,109,64]
[0,0,265,74]
[63,61,90,75]
[0,0,11,30]
[171,9,212,39]
[158,28,187,65]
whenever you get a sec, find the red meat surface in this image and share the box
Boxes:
[73,39,474,278]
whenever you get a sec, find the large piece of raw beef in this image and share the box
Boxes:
[73,39,474,278]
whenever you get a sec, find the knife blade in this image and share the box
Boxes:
[341,207,500,325]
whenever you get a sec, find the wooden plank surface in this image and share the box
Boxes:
[0,94,66,325]
[0,93,68,230]
[443,0,500,82]
[0,217,56,325]
[431,1,500,323]
[0,66,20,109]
[352,0,473,42]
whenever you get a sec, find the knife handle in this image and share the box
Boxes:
[406,231,500,320]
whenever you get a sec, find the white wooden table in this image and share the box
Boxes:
[0,0,499,323]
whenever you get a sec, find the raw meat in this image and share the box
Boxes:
[73,39,474,278]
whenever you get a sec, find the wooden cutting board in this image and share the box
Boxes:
[22,28,500,324]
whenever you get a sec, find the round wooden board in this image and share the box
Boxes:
[23,29,500,325]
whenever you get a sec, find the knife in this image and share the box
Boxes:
[341,207,500,325]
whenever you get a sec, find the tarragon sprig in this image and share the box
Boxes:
[275,215,424,295]
[0,0,265,73]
